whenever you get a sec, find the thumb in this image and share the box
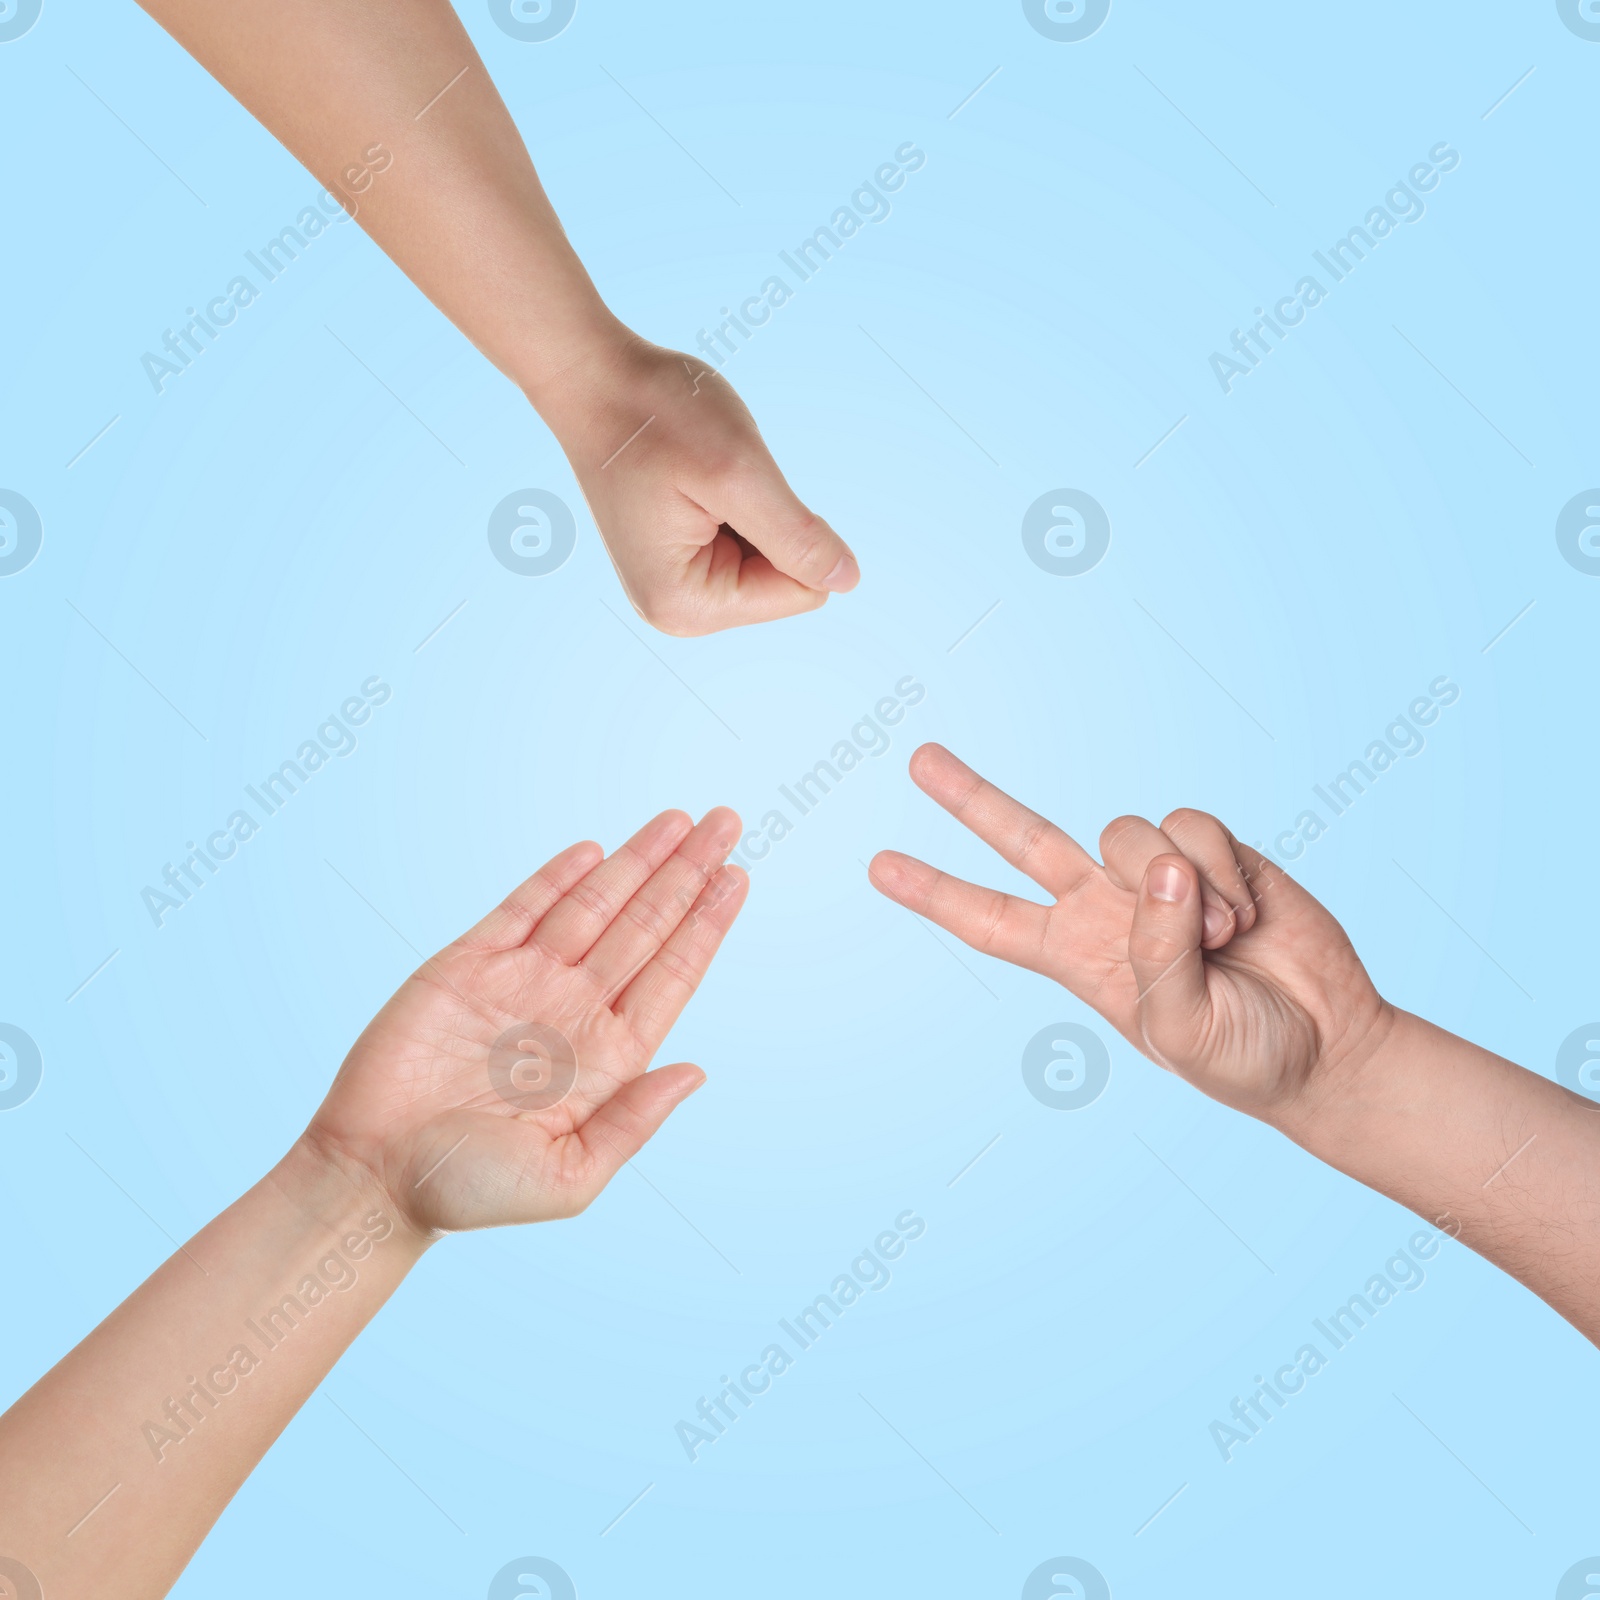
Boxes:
[573,1063,705,1193]
[1127,855,1213,1071]
[707,460,858,593]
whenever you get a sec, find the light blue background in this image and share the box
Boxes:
[3,1,1598,1594]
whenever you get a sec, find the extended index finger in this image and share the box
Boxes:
[906,743,1097,900]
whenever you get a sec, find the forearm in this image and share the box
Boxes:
[136,0,857,631]
[1274,1008,1600,1343]
[0,1138,430,1598]
[136,0,626,406]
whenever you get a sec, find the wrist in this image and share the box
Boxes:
[276,1129,437,1265]
[1265,998,1413,1148]
[511,297,637,424]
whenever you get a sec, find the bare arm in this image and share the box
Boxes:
[0,809,747,1596]
[1277,1011,1600,1332]
[0,1144,427,1596]
[137,0,858,633]
[871,742,1600,1344]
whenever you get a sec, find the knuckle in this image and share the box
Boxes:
[1160,806,1210,835]
[1161,808,1245,883]
[657,867,711,928]
[1128,922,1182,969]
[976,892,1010,950]
[652,945,700,989]
[946,768,987,817]
[700,452,752,497]
[1015,813,1052,863]
[1099,814,1147,857]
[781,515,836,580]
[632,588,672,625]
[637,593,703,638]
[610,839,647,875]
[567,880,613,920]
[680,852,715,890]
[621,894,673,941]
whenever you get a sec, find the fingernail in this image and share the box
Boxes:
[821,552,858,593]
[1202,902,1228,940]
[1148,862,1188,902]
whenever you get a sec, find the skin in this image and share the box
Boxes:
[0,808,747,1598]
[870,742,1600,1345]
[136,0,858,634]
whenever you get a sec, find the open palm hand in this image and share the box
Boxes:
[306,809,747,1234]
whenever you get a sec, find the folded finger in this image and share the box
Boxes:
[1227,837,1314,923]
[687,534,831,631]
[696,459,858,595]
[1161,808,1258,935]
[584,808,742,998]
[1100,814,1239,950]
[624,522,830,635]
